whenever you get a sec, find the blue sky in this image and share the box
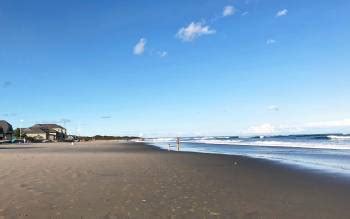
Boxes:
[1,0,350,137]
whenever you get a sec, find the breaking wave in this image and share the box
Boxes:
[144,134,350,150]
[143,134,350,176]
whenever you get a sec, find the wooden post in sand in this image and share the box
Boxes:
[176,137,180,151]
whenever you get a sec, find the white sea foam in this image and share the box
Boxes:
[238,140,350,150]
[144,136,350,150]
[328,135,350,140]
[146,138,176,142]
[190,139,350,150]
[191,139,243,145]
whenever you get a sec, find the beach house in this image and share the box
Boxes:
[22,127,48,141]
[0,120,14,141]
[23,124,67,142]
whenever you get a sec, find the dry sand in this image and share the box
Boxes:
[0,141,350,218]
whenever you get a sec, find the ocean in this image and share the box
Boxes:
[144,134,350,177]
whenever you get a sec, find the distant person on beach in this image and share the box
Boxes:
[176,137,180,151]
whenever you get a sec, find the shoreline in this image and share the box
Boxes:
[1,141,350,218]
[146,140,350,179]
[145,142,350,184]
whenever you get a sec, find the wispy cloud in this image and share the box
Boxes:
[268,105,279,111]
[245,123,305,135]
[276,9,288,17]
[133,38,146,55]
[266,39,276,45]
[2,81,12,88]
[100,116,112,119]
[246,123,276,135]
[158,51,168,58]
[59,119,71,124]
[223,5,236,17]
[241,12,249,16]
[176,22,216,42]
[245,118,350,135]
[2,113,17,117]
[305,119,350,128]
[36,119,71,125]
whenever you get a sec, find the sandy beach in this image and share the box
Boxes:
[0,141,350,218]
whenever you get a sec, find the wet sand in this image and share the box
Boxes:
[0,141,350,218]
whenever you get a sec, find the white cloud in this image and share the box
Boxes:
[245,123,305,135]
[268,105,279,111]
[176,22,216,42]
[133,38,146,55]
[305,119,350,128]
[266,39,276,45]
[276,9,288,17]
[223,5,236,17]
[247,123,276,135]
[245,118,350,135]
[241,12,248,16]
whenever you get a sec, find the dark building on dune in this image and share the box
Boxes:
[0,120,13,141]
